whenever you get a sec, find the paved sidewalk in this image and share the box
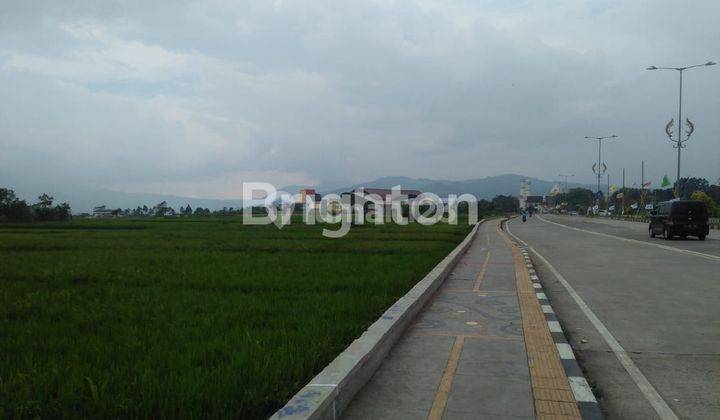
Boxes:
[343,219,535,419]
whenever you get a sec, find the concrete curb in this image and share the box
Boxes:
[271,220,484,420]
[503,219,604,420]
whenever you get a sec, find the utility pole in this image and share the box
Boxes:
[647,61,716,197]
[622,168,625,215]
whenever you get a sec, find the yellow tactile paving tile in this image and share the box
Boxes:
[534,388,577,403]
[536,400,582,416]
[537,415,584,420]
[497,222,582,420]
[531,377,573,390]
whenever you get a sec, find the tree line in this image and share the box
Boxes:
[0,188,71,222]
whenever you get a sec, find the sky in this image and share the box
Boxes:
[1,0,719,200]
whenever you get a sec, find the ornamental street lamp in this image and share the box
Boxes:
[647,61,716,197]
[585,135,618,196]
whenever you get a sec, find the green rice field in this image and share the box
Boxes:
[0,217,473,418]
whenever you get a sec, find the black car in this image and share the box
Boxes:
[649,200,709,240]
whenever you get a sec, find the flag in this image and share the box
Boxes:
[661,175,671,187]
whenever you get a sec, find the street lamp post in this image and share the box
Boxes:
[647,61,716,197]
[558,173,574,194]
[584,135,618,196]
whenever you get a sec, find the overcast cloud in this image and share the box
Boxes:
[1,0,718,199]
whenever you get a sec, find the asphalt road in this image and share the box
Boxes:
[506,214,720,420]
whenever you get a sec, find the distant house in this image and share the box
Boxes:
[351,188,422,201]
[92,205,117,218]
[348,188,423,216]
[298,188,322,210]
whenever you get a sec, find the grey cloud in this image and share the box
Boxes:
[1,0,718,200]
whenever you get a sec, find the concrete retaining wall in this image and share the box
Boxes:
[271,220,484,420]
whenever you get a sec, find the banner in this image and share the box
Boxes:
[661,175,671,188]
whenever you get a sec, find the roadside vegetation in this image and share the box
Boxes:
[552,177,719,216]
[0,217,476,418]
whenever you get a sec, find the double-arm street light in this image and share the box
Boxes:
[647,61,716,197]
[584,135,618,196]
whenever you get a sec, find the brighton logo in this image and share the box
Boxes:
[242,183,480,238]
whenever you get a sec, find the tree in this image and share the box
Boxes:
[0,188,32,221]
[54,202,71,220]
[676,177,710,199]
[690,190,717,217]
[491,195,519,213]
[0,188,18,206]
[153,201,170,217]
[37,193,54,207]
[33,193,55,220]
[564,188,595,210]
[30,193,71,221]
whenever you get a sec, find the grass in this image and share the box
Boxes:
[0,216,473,418]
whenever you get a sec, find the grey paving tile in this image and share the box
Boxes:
[389,334,455,358]
[442,409,534,420]
[445,376,534,418]
[460,337,527,361]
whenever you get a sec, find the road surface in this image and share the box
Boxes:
[507,214,720,419]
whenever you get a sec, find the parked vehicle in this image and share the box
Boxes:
[649,200,709,240]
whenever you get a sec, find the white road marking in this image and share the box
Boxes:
[568,377,597,403]
[537,215,720,262]
[541,305,554,313]
[506,219,679,420]
[548,321,563,333]
[556,343,575,359]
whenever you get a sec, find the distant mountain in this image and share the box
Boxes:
[5,174,591,214]
[321,174,592,200]
[8,185,243,214]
